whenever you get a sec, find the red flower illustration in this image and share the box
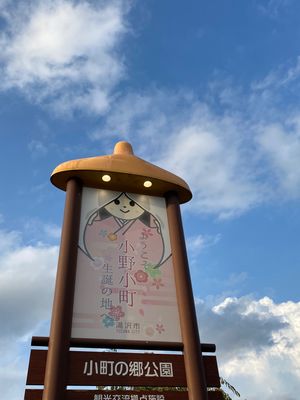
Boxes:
[134,269,148,283]
[108,305,125,321]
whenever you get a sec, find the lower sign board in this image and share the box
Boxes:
[27,351,186,387]
[26,350,220,388]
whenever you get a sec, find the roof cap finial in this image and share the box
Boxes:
[113,141,134,155]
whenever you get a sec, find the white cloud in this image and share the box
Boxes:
[187,233,221,255]
[28,139,48,157]
[0,358,28,400]
[225,272,248,288]
[0,0,128,115]
[0,228,58,400]
[197,296,300,400]
[252,56,300,94]
[256,0,293,18]
[43,223,62,240]
[160,122,263,219]
[0,229,20,253]
[91,47,300,219]
[94,90,267,218]
[21,218,62,244]
[0,232,58,339]
[257,121,300,198]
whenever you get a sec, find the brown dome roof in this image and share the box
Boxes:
[51,141,192,203]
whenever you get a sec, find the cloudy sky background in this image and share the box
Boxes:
[1,1,300,399]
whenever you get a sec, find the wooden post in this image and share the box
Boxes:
[42,179,82,400]
[166,192,208,400]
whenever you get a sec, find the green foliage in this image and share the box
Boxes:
[208,377,241,400]
[220,377,241,398]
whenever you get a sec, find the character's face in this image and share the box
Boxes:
[104,193,144,220]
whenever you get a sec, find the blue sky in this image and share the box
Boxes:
[1,1,300,399]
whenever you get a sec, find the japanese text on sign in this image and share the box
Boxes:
[84,360,173,378]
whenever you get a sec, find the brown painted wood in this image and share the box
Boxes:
[42,179,82,400]
[25,389,42,400]
[25,389,189,400]
[207,391,224,400]
[26,350,47,385]
[166,192,208,400]
[204,357,220,388]
[26,350,219,388]
[31,336,216,353]
[31,336,183,351]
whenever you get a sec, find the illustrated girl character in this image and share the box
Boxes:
[78,188,171,272]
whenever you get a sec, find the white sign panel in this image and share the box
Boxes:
[71,188,181,342]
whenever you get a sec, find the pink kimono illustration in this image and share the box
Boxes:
[72,188,181,342]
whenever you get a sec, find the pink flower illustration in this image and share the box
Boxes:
[134,269,148,283]
[156,323,165,334]
[152,278,164,289]
[108,305,125,321]
[141,228,153,239]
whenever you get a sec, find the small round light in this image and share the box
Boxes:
[143,180,152,188]
[102,174,111,182]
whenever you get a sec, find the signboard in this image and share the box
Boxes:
[26,350,220,388]
[72,188,181,342]
[26,351,186,387]
[25,142,215,400]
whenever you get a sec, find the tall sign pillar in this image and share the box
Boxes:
[42,179,82,400]
[166,192,207,399]
[25,141,216,400]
